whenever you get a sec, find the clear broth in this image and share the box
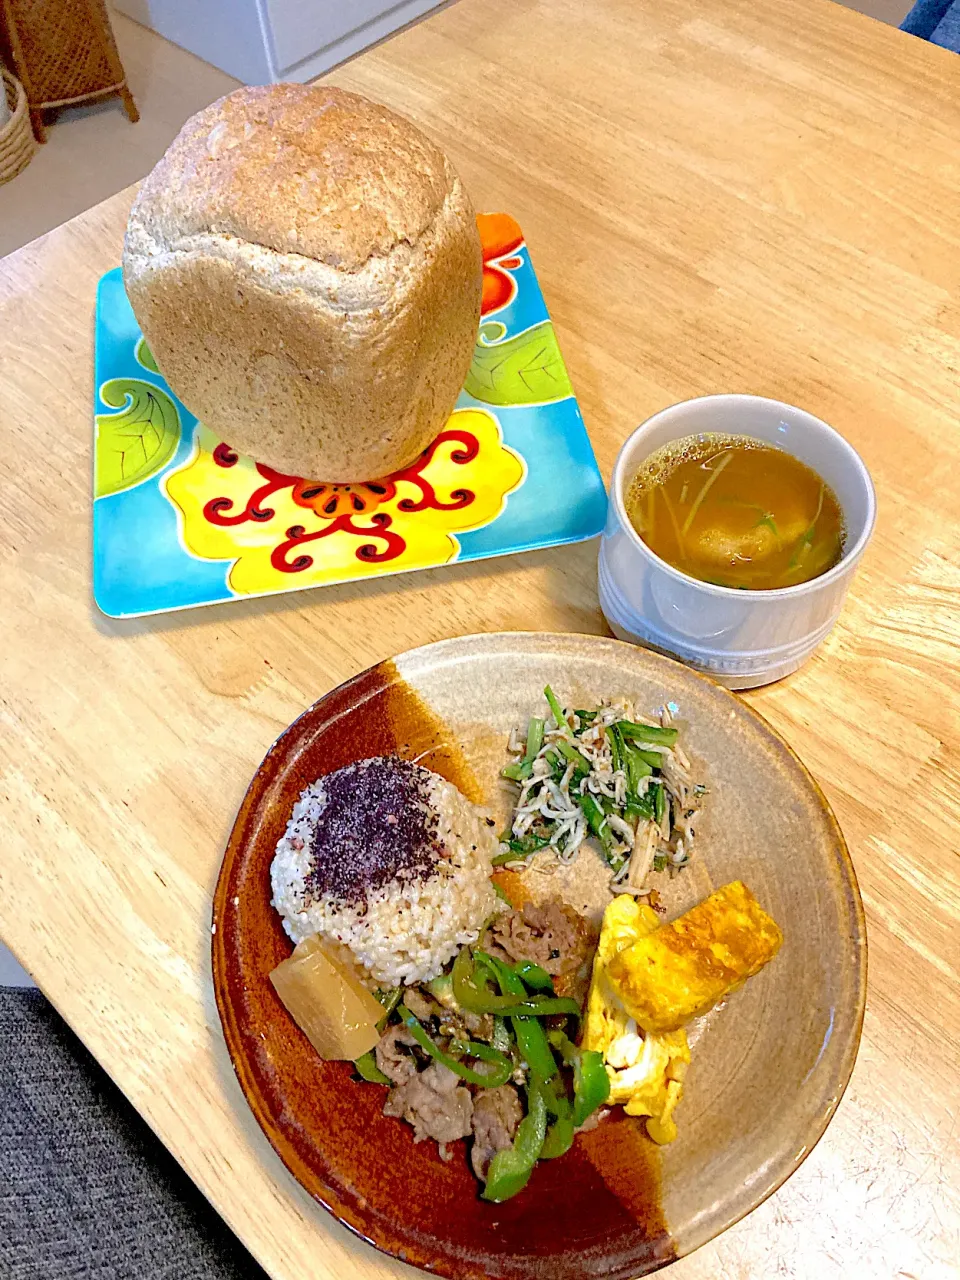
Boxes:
[625,433,845,590]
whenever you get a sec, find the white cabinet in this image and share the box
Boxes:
[115,0,448,84]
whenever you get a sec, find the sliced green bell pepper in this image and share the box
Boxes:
[539,1078,575,1159]
[512,960,554,992]
[425,972,454,1008]
[452,947,579,1018]
[352,987,402,1082]
[373,986,402,1028]
[482,1081,548,1202]
[546,1029,577,1062]
[491,1016,512,1054]
[477,951,559,1082]
[398,1005,513,1088]
[353,1051,390,1085]
[573,1049,610,1127]
[547,1032,610,1128]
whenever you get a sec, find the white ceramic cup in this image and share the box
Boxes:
[598,395,877,689]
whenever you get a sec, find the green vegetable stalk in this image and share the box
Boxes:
[501,715,546,781]
[543,684,569,734]
[555,738,591,774]
[618,721,679,747]
[654,781,667,827]
[622,742,654,800]
[492,831,552,866]
[577,793,616,859]
[525,716,545,762]
[606,723,624,774]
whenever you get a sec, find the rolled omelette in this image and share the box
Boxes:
[607,880,783,1034]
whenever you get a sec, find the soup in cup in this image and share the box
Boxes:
[598,395,876,689]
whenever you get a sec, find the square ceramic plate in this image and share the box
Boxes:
[92,214,606,619]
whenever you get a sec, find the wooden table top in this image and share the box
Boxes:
[2,1,959,1276]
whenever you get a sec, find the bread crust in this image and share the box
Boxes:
[123,84,482,482]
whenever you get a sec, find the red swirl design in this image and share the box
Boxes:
[203,428,481,573]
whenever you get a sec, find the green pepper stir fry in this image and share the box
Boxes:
[354,941,610,1202]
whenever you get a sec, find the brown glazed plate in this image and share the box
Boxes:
[212,632,866,1280]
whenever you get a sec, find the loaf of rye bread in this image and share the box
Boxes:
[122,84,482,482]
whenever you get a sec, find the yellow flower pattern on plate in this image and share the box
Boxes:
[165,409,525,597]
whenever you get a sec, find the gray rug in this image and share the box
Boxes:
[0,987,269,1280]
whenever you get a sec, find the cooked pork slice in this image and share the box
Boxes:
[383,1063,474,1153]
[375,1023,418,1084]
[490,898,594,976]
[402,986,438,1022]
[470,1084,523,1180]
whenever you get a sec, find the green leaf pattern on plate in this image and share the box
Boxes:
[95,377,180,498]
[135,338,160,373]
[465,320,573,406]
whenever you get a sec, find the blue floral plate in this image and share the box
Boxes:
[92,214,606,618]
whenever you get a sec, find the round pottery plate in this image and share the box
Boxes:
[212,633,865,1280]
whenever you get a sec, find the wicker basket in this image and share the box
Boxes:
[0,0,137,141]
[0,67,34,182]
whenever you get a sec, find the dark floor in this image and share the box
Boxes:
[0,986,269,1280]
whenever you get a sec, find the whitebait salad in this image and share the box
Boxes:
[497,686,707,894]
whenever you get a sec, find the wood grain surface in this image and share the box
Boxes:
[1,1,958,1277]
